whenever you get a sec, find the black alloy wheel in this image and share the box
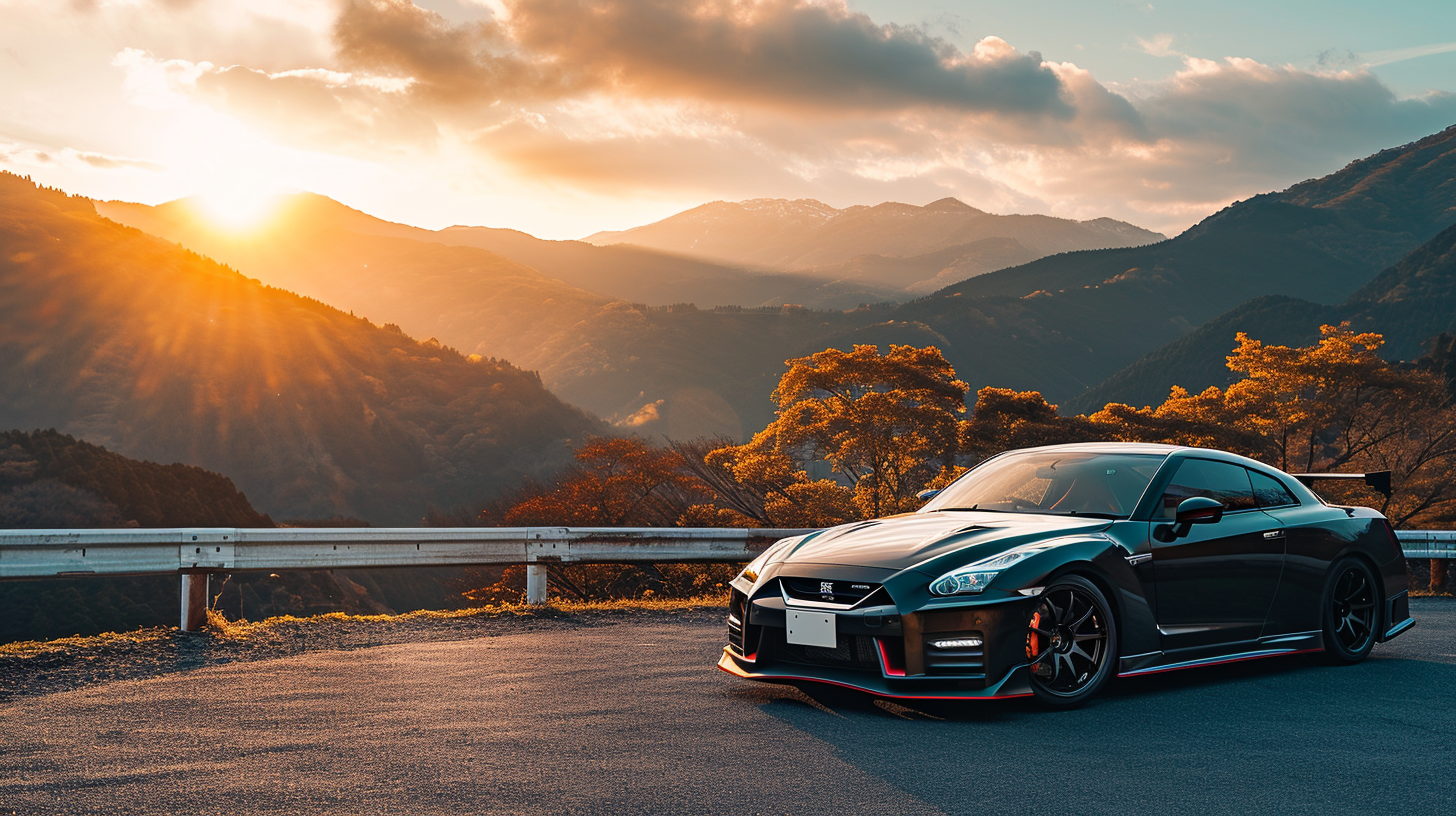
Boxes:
[1025,575,1118,708]
[1322,557,1379,664]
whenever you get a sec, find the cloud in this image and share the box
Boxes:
[1136,33,1180,58]
[72,0,1456,237]
[324,0,1079,120]
[1360,41,1456,67]
[501,0,1071,117]
[196,65,440,150]
[0,140,165,173]
[332,0,581,106]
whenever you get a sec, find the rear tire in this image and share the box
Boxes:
[1321,557,1378,664]
[1025,575,1118,709]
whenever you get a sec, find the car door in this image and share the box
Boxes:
[1150,458,1286,651]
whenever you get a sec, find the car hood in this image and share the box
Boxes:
[777,511,1113,572]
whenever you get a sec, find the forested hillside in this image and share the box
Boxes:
[0,429,272,643]
[89,126,1456,442]
[0,173,602,523]
[0,429,271,529]
[1071,217,1456,411]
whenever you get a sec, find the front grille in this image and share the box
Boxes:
[781,577,882,607]
[924,631,985,677]
[769,632,881,672]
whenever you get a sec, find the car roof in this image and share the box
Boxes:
[1005,442,1187,456]
[1002,442,1292,477]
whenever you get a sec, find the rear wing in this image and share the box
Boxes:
[1289,470,1392,500]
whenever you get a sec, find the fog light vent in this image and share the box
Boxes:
[929,637,983,649]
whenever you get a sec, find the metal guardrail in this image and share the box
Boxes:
[0,526,1450,631]
[1393,530,1456,559]
[0,527,813,630]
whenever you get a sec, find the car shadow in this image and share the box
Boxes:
[747,655,1456,816]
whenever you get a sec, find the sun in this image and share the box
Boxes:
[194,179,283,232]
[165,109,290,232]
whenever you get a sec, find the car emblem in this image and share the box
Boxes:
[819,581,834,595]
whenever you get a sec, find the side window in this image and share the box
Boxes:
[1155,459,1257,519]
[1249,469,1299,508]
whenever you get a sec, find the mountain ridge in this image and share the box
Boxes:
[1066,216,1456,413]
[1,173,602,524]
[584,196,1167,287]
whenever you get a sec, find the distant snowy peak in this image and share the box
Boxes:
[734,198,840,220]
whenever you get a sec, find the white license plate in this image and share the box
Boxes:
[785,610,837,648]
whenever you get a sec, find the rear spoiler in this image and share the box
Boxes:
[1290,470,1392,500]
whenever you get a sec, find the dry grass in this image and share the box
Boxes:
[0,627,174,658]
[2,593,732,653]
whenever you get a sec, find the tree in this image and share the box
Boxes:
[499,436,705,527]
[471,437,740,603]
[709,344,967,519]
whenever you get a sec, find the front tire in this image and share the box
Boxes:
[1025,575,1118,708]
[1322,557,1378,664]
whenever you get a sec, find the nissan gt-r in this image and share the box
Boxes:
[718,443,1415,707]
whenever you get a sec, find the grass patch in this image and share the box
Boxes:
[205,591,730,638]
[0,627,174,658]
[3,593,731,653]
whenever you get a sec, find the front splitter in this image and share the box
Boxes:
[716,647,1033,700]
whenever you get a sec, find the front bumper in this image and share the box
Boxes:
[720,582,1039,700]
[717,648,1034,699]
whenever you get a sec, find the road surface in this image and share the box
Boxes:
[1,600,1453,815]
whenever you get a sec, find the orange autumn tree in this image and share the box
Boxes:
[709,344,967,521]
[472,437,735,602]
[1084,325,1456,528]
[501,436,706,527]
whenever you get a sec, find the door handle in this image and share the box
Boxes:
[1262,530,1286,539]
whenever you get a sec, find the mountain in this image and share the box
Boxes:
[567,125,1456,434]
[427,225,903,309]
[0,428,485,644]
[91,125,1456,444]
[100,195,900,312]
[94,194,897,437]
[584,197,1167,289]
[0,428,272,529]
[0,173,601,524]
[1068,217,1456,412]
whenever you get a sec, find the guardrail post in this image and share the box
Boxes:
[525,564,548,604]
[180,573,209,632]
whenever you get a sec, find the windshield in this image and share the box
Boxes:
[921,450,1167,518]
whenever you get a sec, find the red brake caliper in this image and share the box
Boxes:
[1028,610,1053,678]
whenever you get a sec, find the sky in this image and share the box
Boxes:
[1,0,1454,239]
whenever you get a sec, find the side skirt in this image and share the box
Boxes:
[1118,632,1325,678]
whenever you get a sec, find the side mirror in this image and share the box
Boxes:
[1175,496,1225,525]
[1155,497,1226,542]
[916,488,942,503]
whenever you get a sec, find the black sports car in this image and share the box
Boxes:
[718,443,1415,706]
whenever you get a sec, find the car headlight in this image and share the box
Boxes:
[929,544,1056,596]
[736,537,799,583]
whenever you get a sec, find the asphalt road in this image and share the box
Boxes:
[1,600,1453,815]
